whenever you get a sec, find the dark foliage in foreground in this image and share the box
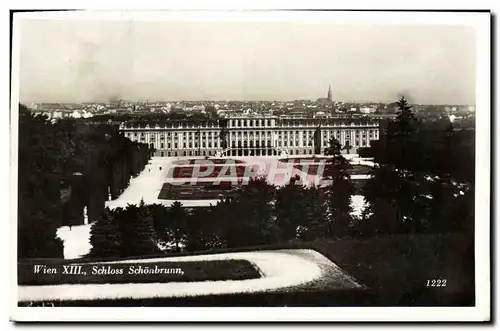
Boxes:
[359,97,474,238]
[18,103,151,258]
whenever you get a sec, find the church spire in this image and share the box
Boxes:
[327,84,332,102]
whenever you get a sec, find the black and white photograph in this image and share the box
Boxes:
[9,9,490,322]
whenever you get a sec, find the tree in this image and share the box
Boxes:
[274,175,309,241]
[18,104,64,258]
[323,137,354,238]
[214,177,276,247]
[205,105,218,119]
[18,104,152,258]
[166,201,188,252]
[313,125,322,154]
[219,119,229,150]
[185,207,224,251]
[301,185,328,240]
[116,201,159,257]
[88,208,122,258]
[391,96,418,138]
[359,97,475,237]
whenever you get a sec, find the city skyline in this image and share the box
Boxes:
[18,18,476,105]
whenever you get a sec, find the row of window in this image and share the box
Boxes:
[158,147,365,158]
[158,148,286,157]
[132,132,376,148]
[147,137,371,150]
[149,142,222,149]
[127,129,378,138]
[230,119,273,128]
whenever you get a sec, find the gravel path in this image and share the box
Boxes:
[18,249,362,302]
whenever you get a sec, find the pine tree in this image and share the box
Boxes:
[117,201,159,257]
[213,177,276,247]
[323,137,354,238]
[302,185,328,240]
[166,201,188,252]
[274,175,309,241]
[360,165,401,236]
[185,207,222,251]
[391,96,418,137]
[238,176,277,245]
[88,208,122,258]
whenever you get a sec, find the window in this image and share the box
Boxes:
[161,143,164,149]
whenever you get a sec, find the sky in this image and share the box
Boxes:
[18,18,476,104]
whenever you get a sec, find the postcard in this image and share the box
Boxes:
[10,9,491,322]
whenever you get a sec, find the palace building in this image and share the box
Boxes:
[119,116,380,157]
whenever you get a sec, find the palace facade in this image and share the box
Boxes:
[119,116,380,157]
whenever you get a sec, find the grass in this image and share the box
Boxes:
[18,259,260,286]
[302,233,475,302]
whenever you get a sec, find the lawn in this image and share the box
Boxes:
[18,259,260,286]
[302,233,475,305]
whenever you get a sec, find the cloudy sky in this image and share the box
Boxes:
[18,18,476,104]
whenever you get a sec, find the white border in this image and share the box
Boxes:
[9,9,491,322]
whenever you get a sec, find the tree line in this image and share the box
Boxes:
[88,97,475,259]
[360,97,474,237]
[18,104,151,259]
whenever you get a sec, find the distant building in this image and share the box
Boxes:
[360,106,377,114]
[317,84,333,104]
[119,116,380,157]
